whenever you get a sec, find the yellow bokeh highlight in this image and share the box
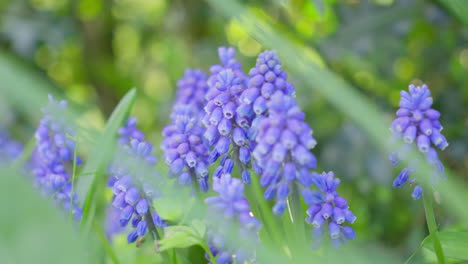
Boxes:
[142,68,171,101]
[226,20,262,57]
[112,0,167,25]
[78,0,102,21]
[459,49,468,69]
[114,24,141,67]
[393,57,415,81]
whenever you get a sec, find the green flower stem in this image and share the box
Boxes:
[423,191,445,264]
[250,174,284,248]
[201,243,217,264]
[283,183,307,261]
[70,136,78,219]
[92,220,120,264]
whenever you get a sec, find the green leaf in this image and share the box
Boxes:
[153,196,185,222]
[158,225,203,252]
[76,88,137,228]
[423,232,468,260]
[0,167,92,264]
[191,219,206,238]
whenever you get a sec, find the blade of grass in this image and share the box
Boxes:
[92,220,121,264]
[77,88,137,230]
[69,136,79,220]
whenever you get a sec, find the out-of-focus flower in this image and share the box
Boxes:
[0,129,22,164]
[173,68,209,112]
[205,174,261,264]
[303,171,356,248]
[389,84,448,199]
[32,95,82,220]
[108,118,166,244]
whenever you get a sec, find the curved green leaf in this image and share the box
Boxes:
[158,226,203,252]
[423,232,468,260]
[76,88,136,228]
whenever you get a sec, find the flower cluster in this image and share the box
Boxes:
[0,129,22,165]
[253,91,317,215]
[303,171,356,248]
[162,68,211,191]
[237,50,295,141]
[173,68,209,112]
[162,105,210,191]
[203,47,253,184]
[118,117,144,145]
[108,118,166,244]
[32,95,82,220]
[205,174,261,264]
[389,84,448,199]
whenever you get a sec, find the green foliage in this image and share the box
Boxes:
[158,223,205,252]
[78,89,137,231]
[424,232,468,260]
[0,167,92,263]
[1,0,467,263]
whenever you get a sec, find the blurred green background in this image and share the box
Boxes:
[0,0,467,262]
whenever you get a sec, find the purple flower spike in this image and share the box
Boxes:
[162,105,210,191]
[162,67,211,192]
[108,117,167,244]
[389,83,448,199]
[203,47,253,184]
[238,50,296,149]
[205,174,261,264]
[174,68,209,111]
[253,91,318,214]
[304,171,356,247]
[31,95,83,221]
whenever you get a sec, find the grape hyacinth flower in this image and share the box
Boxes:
[0,129,22,165]
[108,119,167,244]
[237,50,295,142]
[253,91,318,215]
[32,95,82,220]
[173,68,209,112]
[117,117,144,145]
[303,171,356,248]
[205,174,261,264]
[203,47,253,183]
[389,84,448,200]
[162,105,210,191]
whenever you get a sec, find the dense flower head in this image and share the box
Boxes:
[205,174,261,264]
[108,118,166,244]
[237,50,295,138]
[173,68,209,112]
[162,105,210,191]
[253,91,317,215]
[0,129,22,164]
[202,47,253,184]
[303,171,356,248]
[389,84,448,200]
[32,95,82,220]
